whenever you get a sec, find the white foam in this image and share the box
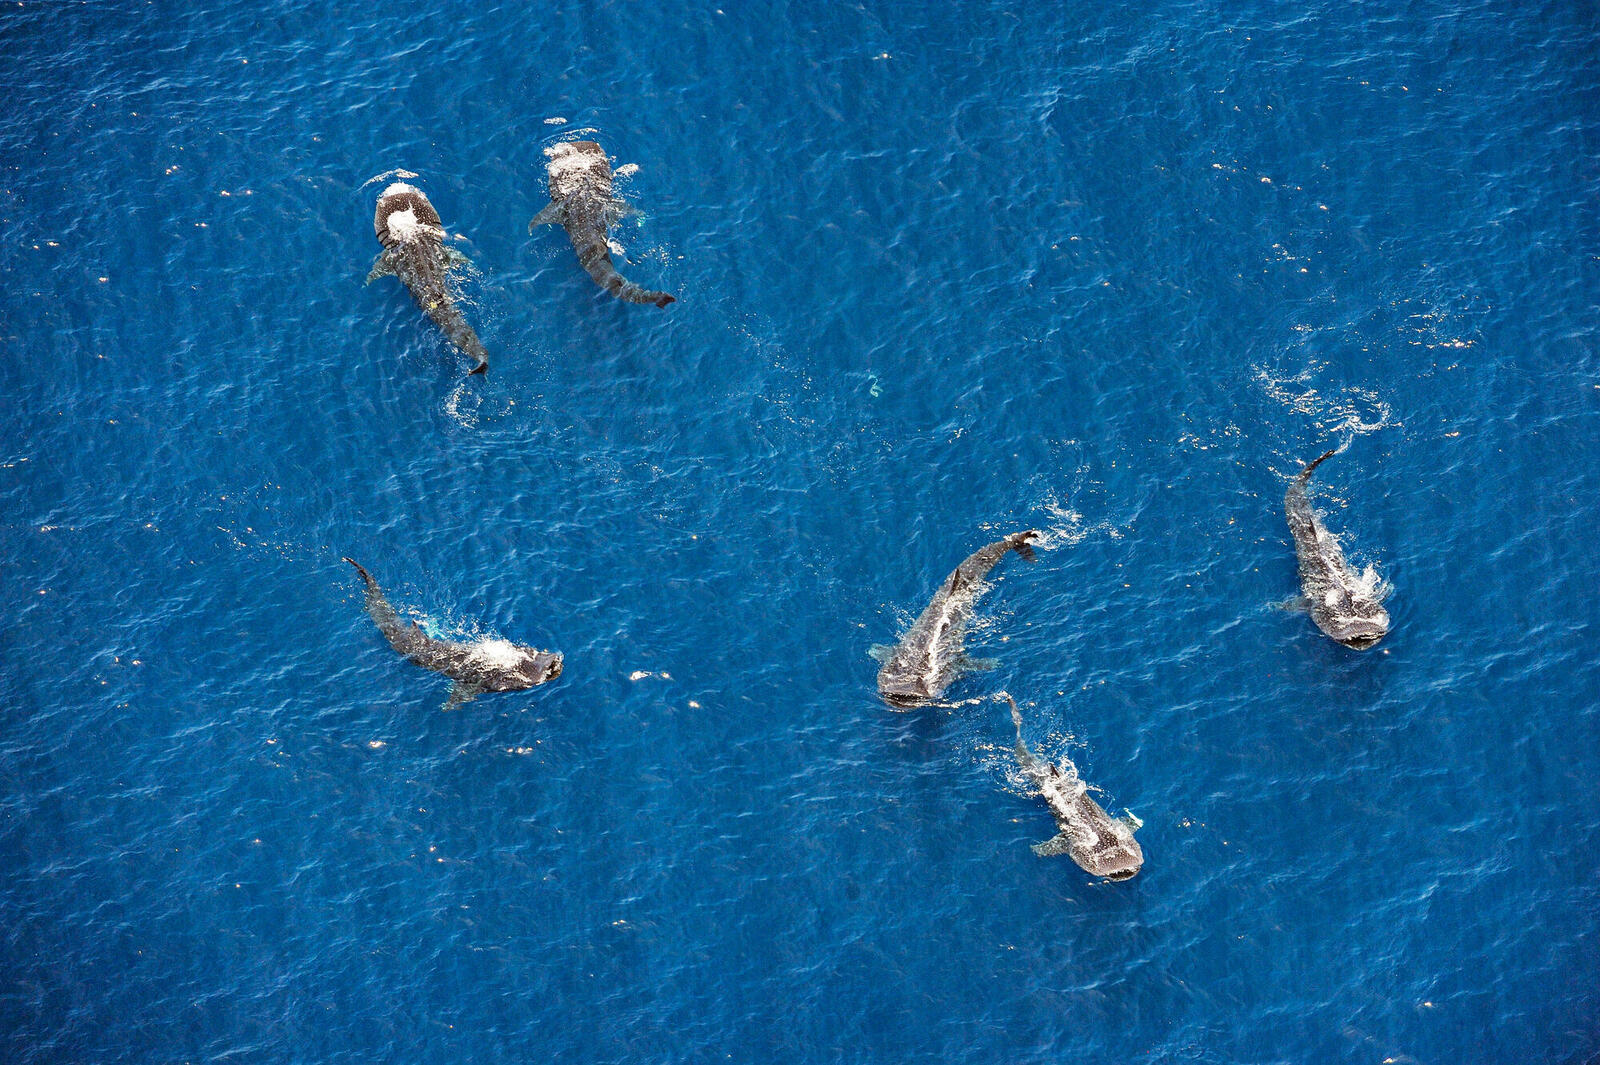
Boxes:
[386,206,423,242]
[360,169,419,189]
[1254,360,1395,437]
[470,639,526,669]
[545,143,607,197]
[1353,563,1391,601]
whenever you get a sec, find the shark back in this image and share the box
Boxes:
[876,531,1039,707]
[342,558,562,698]
[370,184,489,374]
[1282,450,1390,649]
[535,141,675,307]
[1004,694,1143,881]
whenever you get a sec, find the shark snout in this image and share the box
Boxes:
[1335,611,1389,650]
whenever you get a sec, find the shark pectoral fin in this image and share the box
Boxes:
[1031,832,1073,858]
[444,682,483,710]
[1270,595,1310,614]
[528,202,565,231]
[443,245,473,269]
[867,643,894,664]
[1122,810,1144,832]
[959,655,1001,674]
[365,252,395,284]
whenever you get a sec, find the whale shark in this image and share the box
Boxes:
[343,558,562,707]
[1004,694,1144,881]
[529,141,675,307]
[368,182,490,375]
[1284,449,1390,650]
[871,530,1040,708]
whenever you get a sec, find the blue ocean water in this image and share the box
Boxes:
[2,0,1597,1061]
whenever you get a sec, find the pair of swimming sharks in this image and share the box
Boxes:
[869,529,1146,883]
[870,450,1390,882]
[368,141,673,376]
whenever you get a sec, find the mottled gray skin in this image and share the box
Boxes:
[368,183,490,375]
[530,141,675,307]
[874,531,1039,708]
[343,558,562,706]
[1285,449,1390,650]
[1005,695,1143,881]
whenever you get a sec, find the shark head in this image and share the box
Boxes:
[468,639,564,690]
[878,681,932,710]
[545,140,611,198]
[374,183,444,246]
[1074,814,1145,881]
[1317,576,1390,650]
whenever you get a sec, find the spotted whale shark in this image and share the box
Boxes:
[343,558,562,707]
[871,530,1040,708]
[1284,449,1390,650]
[368,182,490,375]
[1004,694,1144,881]
[529,140,675,307]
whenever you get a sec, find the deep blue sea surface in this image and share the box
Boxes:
[3,2,1598,1062]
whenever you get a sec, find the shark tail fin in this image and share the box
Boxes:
[469,359,488,375]
[1011,530,1042,563]
[653,293,676,308]
[1296,448,1338,485]
[999,692,1023,734]
[342,557,375,586]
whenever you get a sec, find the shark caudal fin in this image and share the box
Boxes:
[615,279,675,306]
[1296,448,1339,486]
[468,360,488,375]
[342,557,375,586]
[1000,692,1024,733]
[1010,530,1042,563]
